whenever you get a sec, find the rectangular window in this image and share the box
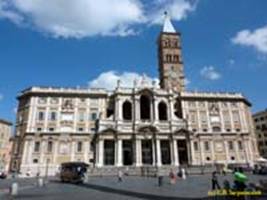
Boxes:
[50,112,57,121]
[193,141,198,151]
[223,111,230,123]
[91,113,97,120]
[79,112,85,122]
[200,111,207,123]
[34,141,40,152]
[189,111,197,123]
[38,111,45,121]
[77,141,83,152]
[228,141,234,150]
[47,141,53,152]
[232,111,240,123]
[204,141,210,151]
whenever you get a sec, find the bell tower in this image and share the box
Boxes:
[158,12,185,92]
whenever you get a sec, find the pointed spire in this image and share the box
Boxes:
[162,11,176,33]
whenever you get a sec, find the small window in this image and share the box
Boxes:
[77,141,83,152]
[203,129,208,132]
[78,127,84,132]
[193,141,198,151]
[204,141,210,151]
[231,156,235,160]
[33,159,38,163]
[34,141,40,152]
[37,127,42,132]
[49,127,54,132]
[206,157,210,161]
[238,141,243,150]
[47,141,53,152]
[228,141,234,150]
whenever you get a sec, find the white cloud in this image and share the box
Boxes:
[0,0,23,24]
[0,0,197,38]
[184,78,190,85]
[88,70,159,90]
[0,93,3,101]
[200,66,221,80]
[232,25,267,54]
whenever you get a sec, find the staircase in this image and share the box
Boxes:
[88,165,217,177]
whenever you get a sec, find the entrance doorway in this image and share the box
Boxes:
[123,140,133,165]
[142,140,152,164]
[177,140,188,165]
[104,140,115,165]
[160,140,171,165]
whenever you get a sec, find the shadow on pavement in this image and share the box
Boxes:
[80,183,209,200]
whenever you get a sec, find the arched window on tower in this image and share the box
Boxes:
[166,54,172,62]
[158,101,168,121]
[174,100,183,118]
[140,95,151,120]
[122,101,132,120]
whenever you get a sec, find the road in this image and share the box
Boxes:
[0,174,267,199]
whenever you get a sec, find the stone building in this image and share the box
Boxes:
[11,14,259,176]
[0,119,12,172]
[253,109,267,158]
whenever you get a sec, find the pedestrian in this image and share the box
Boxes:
[211,171,220,190]
[118,170,123,182]
[169,169,176,184]
[181,168,186,180]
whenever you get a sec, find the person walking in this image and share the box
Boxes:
[118,170,123,182]
[211,171,220,190]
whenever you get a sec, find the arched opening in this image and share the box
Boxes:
[140,95,151,120]
[174,100,183,118]
[158,101,168,121]
[123,101,132,120]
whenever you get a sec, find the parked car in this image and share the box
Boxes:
[59,162,89,184]
[0,172,7,179]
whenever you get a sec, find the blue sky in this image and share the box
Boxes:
[0,0,267,124]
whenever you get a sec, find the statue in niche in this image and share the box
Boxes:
[62,99,73,110]
[209,103,219,116]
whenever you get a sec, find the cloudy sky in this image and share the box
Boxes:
[0,0,267,123]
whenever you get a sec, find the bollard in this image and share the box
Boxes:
[38,178,44,187]
[10,182,18,196]
[83,174,89,184]
[181,168,186,180]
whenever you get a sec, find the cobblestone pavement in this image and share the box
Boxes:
[0,174,267,200]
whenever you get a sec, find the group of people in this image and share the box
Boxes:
[211,168,248,192]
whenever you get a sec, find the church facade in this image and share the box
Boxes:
[11,15,259,176]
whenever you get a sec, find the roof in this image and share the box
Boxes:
[162,12,176,33]
[0,119,12,126]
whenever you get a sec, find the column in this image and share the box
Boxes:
[190,141,195,165]
[134,97,140,121]
[116,139,123,167]
[152,139,156,166]
[173,140,179,166]
[224,140,229,164]
[53,140,58,163]
[135,140,142,166]
[234,141,239,162]
[154,100,159,121]
[96,140,104,167]
[200,140,205,165]
[70,141,75,161]
[156,140,161,166]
